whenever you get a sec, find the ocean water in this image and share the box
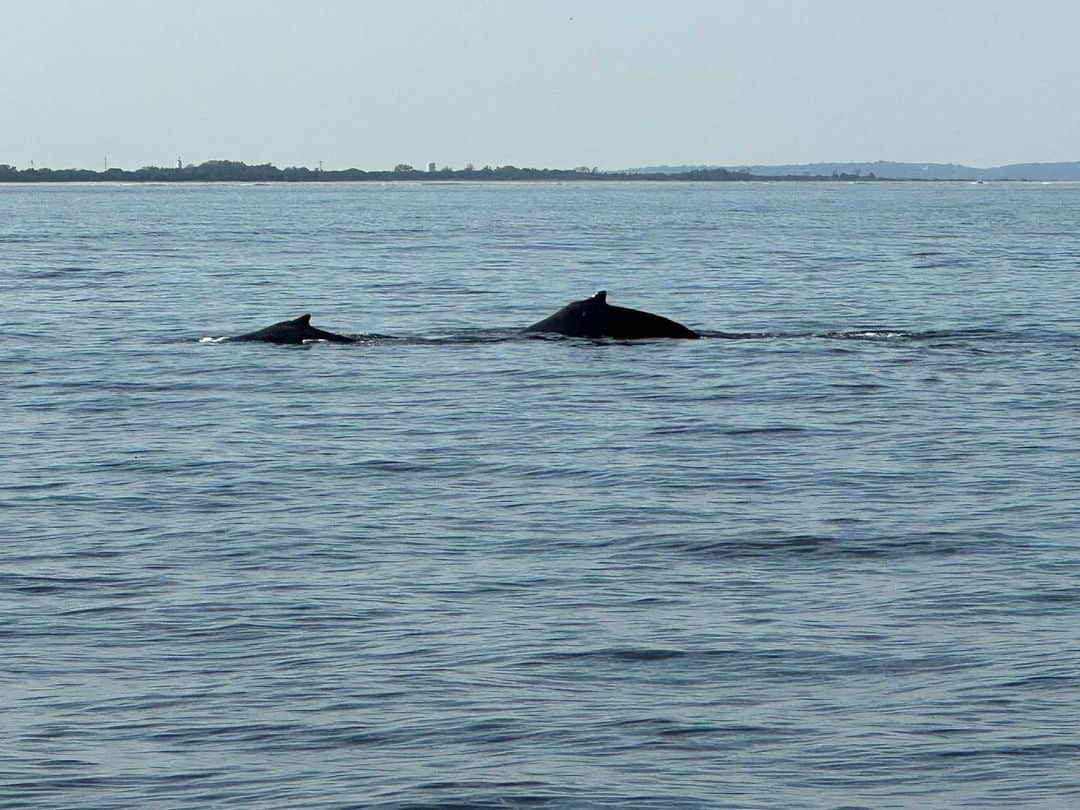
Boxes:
[2,180,1079,808]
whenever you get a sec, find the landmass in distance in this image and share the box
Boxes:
[2,159,1078,182]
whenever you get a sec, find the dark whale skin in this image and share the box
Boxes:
[523,291,699,339]
[228,314,356,344]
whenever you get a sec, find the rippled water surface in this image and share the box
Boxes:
[3,181,1079,808]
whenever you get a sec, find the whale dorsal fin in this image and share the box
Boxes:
[592,290,607,303]
[293,314,312,326]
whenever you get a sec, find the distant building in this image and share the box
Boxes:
[427,162,437,173]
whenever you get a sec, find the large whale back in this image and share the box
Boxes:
[228,313,356,344]
[523,291,699,339]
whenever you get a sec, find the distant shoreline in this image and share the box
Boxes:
[0,160,879,184]
[5,160,1077,184]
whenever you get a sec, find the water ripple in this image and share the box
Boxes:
[3,182,1080,808]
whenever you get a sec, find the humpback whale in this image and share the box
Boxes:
[228,313,357,344]
[523,291,699,339]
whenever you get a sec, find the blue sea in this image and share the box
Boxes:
[2,180,1079,808]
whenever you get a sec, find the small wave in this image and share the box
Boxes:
[833,329,906,340]
[350,459,430,474]
[646,421,781,438]
[819,327,1007,343]
[923,742,1080,762]
[30,265,101,279]
[821,328,923,341]
[696,329,777,339]
[540,647,698,664]
[0,572,131,595]
[723,425,809,437]
[667,531,980,560]
[906,327,1001,340]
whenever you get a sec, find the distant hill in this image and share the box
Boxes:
[628,161,1080,180]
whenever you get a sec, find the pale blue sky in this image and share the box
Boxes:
[4,0,1079,170]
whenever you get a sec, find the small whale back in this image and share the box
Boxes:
[229,313,356,344]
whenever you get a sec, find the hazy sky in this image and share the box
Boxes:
[4,0,1079,171]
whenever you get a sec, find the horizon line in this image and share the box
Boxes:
[6,157,1080,174]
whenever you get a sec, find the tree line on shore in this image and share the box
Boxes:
[0,159,876,183]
